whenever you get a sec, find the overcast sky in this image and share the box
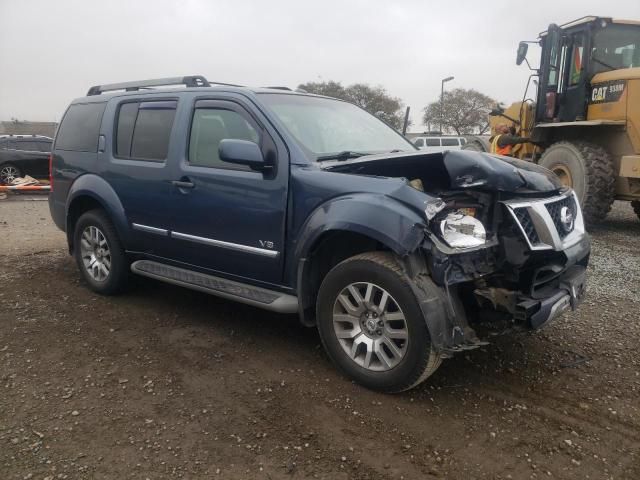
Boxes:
[1,0,638,128]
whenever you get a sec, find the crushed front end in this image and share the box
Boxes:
[424,188,589,356]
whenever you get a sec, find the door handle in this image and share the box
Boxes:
[171,180,195,189]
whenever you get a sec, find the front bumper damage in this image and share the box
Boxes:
[418,190,591,357]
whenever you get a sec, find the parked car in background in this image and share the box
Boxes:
[413,136,466,153]
[0,135,52,184]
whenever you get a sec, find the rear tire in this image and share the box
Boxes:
[316,252,441,393]
[73,209,129,295]
[539,141,615,223]
[0,163,22,184]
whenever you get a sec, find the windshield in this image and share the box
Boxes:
[591,24,640,75]
[259,93,415,159]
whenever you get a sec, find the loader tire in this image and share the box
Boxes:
[632,201,640,221]
[539,141,615,224]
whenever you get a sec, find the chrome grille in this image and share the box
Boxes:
[502,192,584,251]
[513,207,540,244]
[545,195,577,239]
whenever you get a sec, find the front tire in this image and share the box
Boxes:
[632,201,640,221]
[73,209,129,295]
[316,252,441,393]
[539,141,615,223]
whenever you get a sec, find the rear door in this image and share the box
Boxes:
[99,96,179,257]
[165,95,289,285]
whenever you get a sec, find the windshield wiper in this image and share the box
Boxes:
[316,151,369,162]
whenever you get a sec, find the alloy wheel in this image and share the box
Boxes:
[0,165,20,184]
[80,226,112,282]
[332,282,409,371]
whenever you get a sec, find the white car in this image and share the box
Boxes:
[413,136,466,152]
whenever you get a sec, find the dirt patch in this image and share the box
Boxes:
[1,200,639,479]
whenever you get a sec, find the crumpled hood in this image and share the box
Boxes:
[322,150,563,194]
[443,150,563,192]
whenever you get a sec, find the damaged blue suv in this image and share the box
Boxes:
[49,76,590,392]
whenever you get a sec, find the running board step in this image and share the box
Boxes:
[131,260,298,314]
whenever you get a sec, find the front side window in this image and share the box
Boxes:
[189,108,259,170]
[259,94,414,159]
[55,102,107,152]
[115,100,177,161]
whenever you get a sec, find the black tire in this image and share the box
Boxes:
[539,141,615,223]
[632,201,640,221]
[316,252,441,393]
[73,209,129,295]
[0,163,23,184]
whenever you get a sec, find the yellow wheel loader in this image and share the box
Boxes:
[463,16,640,222]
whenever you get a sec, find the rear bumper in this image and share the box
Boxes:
[48,194,66,232]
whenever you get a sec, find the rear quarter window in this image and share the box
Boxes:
[55,102,107,152]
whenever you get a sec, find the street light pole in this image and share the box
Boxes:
[440,76,454,135]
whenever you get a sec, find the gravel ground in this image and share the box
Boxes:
[0,196,639,480]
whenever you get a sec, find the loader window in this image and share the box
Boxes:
[546,29,561,87]
[591,24,640,74]
[569,34,585,86]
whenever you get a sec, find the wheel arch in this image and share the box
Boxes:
[65,174,128,253]
[293,194,428,327]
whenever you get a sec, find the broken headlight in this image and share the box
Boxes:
[439,212,487,248]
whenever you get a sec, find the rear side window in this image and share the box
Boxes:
[115,100,177,161]
[56,103,106,152]
[37,141,52,152]
[441,138,459,147]
[425,138,440,147]
[18,141,39,151]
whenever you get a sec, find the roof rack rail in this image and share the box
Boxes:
[264,86,292,91]
[86,75,211,96]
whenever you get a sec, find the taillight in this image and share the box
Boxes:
[48,154,53,191]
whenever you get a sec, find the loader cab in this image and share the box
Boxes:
[532,17,640,123]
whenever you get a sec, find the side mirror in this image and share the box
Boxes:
[218,139,268,171]
[516,41,529,66]
[489,104,504,116]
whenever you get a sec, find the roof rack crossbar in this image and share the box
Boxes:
[86,75,211,96]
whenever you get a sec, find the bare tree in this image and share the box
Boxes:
[422,88,496,135]
[298,81,409,130]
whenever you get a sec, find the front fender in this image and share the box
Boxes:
[295,193,427,260]
[66,174,129,244]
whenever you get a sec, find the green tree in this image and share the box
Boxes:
[422,88,496,135]
[298,80,408,130]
